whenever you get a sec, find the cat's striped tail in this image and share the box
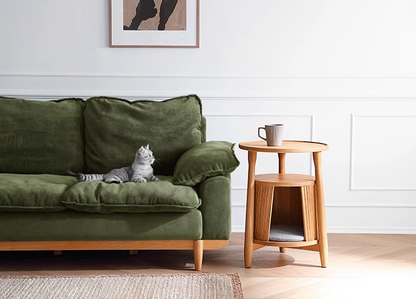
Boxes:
[77,173,104,182]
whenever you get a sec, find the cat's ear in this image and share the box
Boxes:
[138,146,144,154]
[145,144,150,150]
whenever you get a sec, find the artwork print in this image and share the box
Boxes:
[110,0,199,47]
[123,0,186,31]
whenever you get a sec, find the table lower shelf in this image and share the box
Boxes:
[253,238,318,248]
[254,224,318,248]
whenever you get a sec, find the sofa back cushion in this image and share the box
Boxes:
[84,95,205,175]
[0,97,85,175]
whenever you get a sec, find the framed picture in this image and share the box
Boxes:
[110,0,200,48]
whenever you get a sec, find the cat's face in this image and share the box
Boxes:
[136,145,155,164]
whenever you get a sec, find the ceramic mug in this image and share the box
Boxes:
[258,124,284,146]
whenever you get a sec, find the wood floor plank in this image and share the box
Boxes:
[1,233,415,298]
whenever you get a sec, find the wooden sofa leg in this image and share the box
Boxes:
[130,250,138,255]
[193,240,203,271]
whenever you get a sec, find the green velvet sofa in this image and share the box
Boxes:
[0,94,239,270]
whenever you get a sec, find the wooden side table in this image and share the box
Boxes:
[239,140,329,268]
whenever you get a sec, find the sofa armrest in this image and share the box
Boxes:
[172,141,240,186]
[198,174,232,240]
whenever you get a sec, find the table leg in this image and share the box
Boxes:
[278,153,286,174]
[244,151,257,268]
[313,151,328,268]
[278,153,287,253]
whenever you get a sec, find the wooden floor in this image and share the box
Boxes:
[1,233,416,299]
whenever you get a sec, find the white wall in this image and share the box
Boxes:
[1,0,416,234]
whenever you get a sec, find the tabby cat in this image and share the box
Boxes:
[77,145,159,184]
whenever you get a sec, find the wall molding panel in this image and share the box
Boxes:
[350,114,416,191]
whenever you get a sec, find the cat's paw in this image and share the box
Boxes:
[151,176,160,182]
[132,177,147,183]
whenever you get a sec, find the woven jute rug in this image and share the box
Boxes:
[0,273,243,299]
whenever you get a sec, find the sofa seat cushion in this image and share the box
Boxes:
[61,176,201,213]
[0,174,77,212]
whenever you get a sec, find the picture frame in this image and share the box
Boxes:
[110,0,200,48]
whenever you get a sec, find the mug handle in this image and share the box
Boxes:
[258,127,267,141]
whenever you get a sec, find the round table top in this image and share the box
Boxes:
[239,140,328,153]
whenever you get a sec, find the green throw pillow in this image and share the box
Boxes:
[173,141,240,186]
